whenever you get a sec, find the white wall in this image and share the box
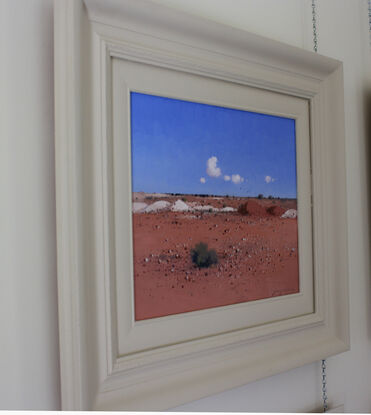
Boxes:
[0,0,60,410]
[1,0,370,411]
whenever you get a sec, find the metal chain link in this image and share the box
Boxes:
[312,3,328,411]
[321,359,328,412]
[368,0,371,49]
[311,0,318,52]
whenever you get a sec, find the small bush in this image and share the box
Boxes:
[191,242,218,268]
[266,205,276,215]
[182,197,187,202]
[257,194,263,199]
[238,202,249,215]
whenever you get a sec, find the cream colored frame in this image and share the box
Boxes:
[54,0,349,410]
[113,59,313,356]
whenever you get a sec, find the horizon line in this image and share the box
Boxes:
[133,191,297,200]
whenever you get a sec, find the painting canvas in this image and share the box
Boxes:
[131,92,299,321]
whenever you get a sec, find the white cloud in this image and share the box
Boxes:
[200,177,206,183]
[206,156,221,177]
[265,175,276,183]
[224,175,231,181]
[231,174,244,184]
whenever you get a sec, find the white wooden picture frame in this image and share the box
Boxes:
[54,0,349,410]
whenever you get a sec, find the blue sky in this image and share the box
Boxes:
[130,92,297,198]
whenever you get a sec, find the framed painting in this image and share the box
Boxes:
[131,92,301,321]
[54,0,349,410]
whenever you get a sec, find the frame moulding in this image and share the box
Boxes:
[54,0,349,410]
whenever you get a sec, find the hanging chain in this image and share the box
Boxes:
[321,359,328,412]
[312,2,327,411]
[311,0,318,52]
[368,0,371,49]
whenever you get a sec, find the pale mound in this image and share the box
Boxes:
[221,206,236,212]
[193,205,222,212]
[281,209,297,219]
[132,202,148,213]
[193,205,215,212]
[171,199,190,212]
[144,201,171,213]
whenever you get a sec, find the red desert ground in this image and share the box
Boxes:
[132,192,299,321]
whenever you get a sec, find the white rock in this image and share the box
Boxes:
[281,209,297,219]
[144,200,171,212]
[221,206,236,212]
[171,199,190,211]
[193,204,221,212]
[132,202,148,213]
[192,204,213,211]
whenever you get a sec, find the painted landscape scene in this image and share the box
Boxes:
[131,92,299,321]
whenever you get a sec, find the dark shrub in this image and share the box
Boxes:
[238,202,249,215]
[191,242,218,268]
[266,205,276,215]
[257,194,263,199]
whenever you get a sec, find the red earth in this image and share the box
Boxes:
[132,195,299,320]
